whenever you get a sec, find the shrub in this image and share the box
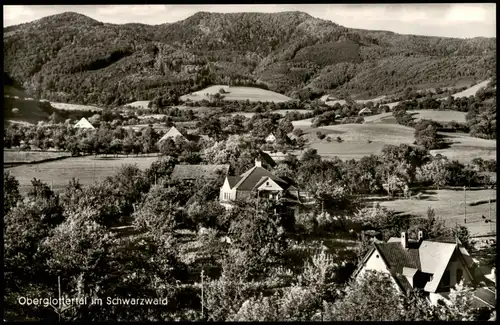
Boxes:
[316,131,326,140]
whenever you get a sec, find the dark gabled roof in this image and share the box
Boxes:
[234,166,288,191]
[374,242,421,274]
[171,164,229,181]
[227,176,241,188]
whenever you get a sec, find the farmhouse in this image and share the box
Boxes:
[358,107,373,116]
[74,117,95,129]
[170,164,229,182]
[353,232,496,309]
[219,159,301,215]
[158,126,186,143]
[265,133,277,143]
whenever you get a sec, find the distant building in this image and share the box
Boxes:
[265,133,277,143]
[170,164,229,182]
[219,159,301,216]
[74,117,95,129]
[358,107,373,116]
[353,231,496,309]
[158,126,186,143]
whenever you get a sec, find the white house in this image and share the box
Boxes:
[353,232,495,309]
[265,133,277,143]
[74,117,95,129]
[219,160,301,215]
[358,107,373,116]
[158,126,186,143]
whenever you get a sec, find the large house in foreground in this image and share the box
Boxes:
[353,231,496,309]
[219,160,301,215]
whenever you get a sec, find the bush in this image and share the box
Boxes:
[316,131,326,140]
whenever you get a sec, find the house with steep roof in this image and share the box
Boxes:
[265,133,277,143]
[353,231,496,309]
[170,164,229,182]
[358,107,373,116]
[74,117,95,129]
[219,159,301,214]
[158,126,186,143]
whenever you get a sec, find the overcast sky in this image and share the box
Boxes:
[3,4,496,38]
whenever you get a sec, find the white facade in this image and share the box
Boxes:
[356,248,402,293]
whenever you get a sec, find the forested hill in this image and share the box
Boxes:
[4,11,496,107]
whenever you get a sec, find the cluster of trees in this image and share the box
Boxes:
[413,119,446,150]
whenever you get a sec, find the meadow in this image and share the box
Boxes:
[290,119,496,164]
[449,79,491,99]
[180,85,292,103]
[4,149,72,165]
[49,102,103,112]
[366,110,467,124]
[230,109,309,118]
[373,188,496,236]
[4,155,160,194]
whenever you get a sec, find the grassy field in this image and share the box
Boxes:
[124,100,150,109]
[49,102,103,112]
[180,85,292,103]
[290,120,496,163]
[373,188,497,236]
[450,79,491,99]
[4,155,160,194]
[231,109,309,118]
[366,110,467,124]
[4,150,72,164]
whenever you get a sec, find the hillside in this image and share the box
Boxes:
[3,11,496,107]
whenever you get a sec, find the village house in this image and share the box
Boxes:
[265,133,277,144]
[219,159,302,216]
[358,107,373,116]
[74,117,95,129]
[157,126,187,143]
[353,231,496,309]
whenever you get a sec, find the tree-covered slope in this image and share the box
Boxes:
[3,11,496,107]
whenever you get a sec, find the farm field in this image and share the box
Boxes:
[367,110,467,124]
[180,85,292,103]
[4,150,72,164]
[231,109,309,118]
[4,155,160,194]
[291,121,496,163]
[374,188,496,236]
[449,79,491,99]
[49,102,103,112]
[125,100,150,109]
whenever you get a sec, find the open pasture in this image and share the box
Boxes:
[4,150,72,165]
[49,102,103,112]
[124,100,151,109]
[374,188,496,236]
[294,121,495,164]
[5,155,160,194]
[450,79,491,99]
[180,85,292,103]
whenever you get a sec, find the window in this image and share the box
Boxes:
[456,269,463,283]
[266,181,270,187]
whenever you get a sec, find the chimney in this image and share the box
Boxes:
[418,231,424,242]
[401,232,408,249]
[255,159,262,168]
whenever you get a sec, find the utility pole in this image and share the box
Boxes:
[201,269,204,320]
[464,185,467,224]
